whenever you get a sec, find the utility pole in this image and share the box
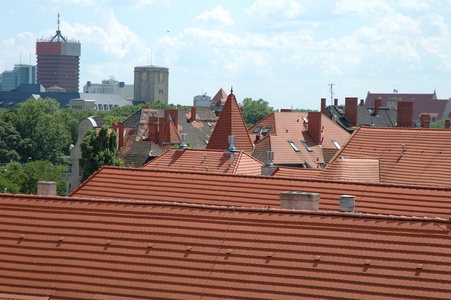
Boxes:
[328,83,335,106]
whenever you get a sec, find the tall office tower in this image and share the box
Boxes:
[0,64,36,91]
[134,65,169,103]
[36,14,81,92]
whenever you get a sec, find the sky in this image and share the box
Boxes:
[2,0,451,110]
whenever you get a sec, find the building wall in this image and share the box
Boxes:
[83,78,134,99]
[0,65,36,91]
[134,66,168,103]
[193,94,211,107]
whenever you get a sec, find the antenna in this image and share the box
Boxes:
[328,83,335,106]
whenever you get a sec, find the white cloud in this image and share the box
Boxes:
[333,0,393,16]
[376,14,422,35]
[50,0,97,5]
[245,0,306,19]
[397,0,430,12]
[195,6,235,26]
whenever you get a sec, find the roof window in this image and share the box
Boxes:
[252,125,262,133]
[262,126,271,136]
[332,140,341,149]
[288,140,300,152]
[301,140,313,152]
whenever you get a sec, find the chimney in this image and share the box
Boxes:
[37,181,57,196]
[112,122,117,133]
[261,151,278,175]
[420,114,430,128]
[334,98,338,106]
[148,116,159,142]
[320,98,326,114]
[190,107,197,122]
[158,117,165,147]
[339,195,355,212]
[118,122,124,148]
[397,102,414,127]
[374,98,381,115]
[280,192,320,211]
[359,99,364,106]
[307,111,322,144]
[164,109,178,130]
[445,119,450,128]
[280,109,292,112]
[345,97,358,127]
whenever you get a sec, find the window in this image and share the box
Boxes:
[332,140,341,149]
[301,140,313,152]
[288,140,300,152]
[252,125,262,133]
[262,126,271,136]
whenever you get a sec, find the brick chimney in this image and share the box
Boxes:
[320,98,326,114]
[118,122,124,148]
[190,107,197,122]
[397,102,414,127]
[445,119,450,128]
[345,97,358,127]
[112,122,117,133]
[148,116,159,142]
[308,111,323,144]
[158,117,165,147]
[359,99,364,106]
[37,181,57,196]
[280,109,292,112]
[374,99,382,115]
[334,98,338,106]
[164,109,178,130]
[280,191,320,211]
[420,114,430,128]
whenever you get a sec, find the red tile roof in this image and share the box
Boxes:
[160,114,181,146]
[249,112,350,167]
[321,157,380,183]
[71,166,451,219]
[211,87,228,106]
[330,126,451,187]
[1,193,450,299]
[207,90,253,152]
[141,148,264,175]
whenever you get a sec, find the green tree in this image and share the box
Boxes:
[79,125,123,181]
[0,120,21,162]
[240,98,273,127]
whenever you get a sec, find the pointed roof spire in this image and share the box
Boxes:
[207,89,253,152]
[231,86,233,94]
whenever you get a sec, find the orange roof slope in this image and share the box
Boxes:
[71,166,451,219]
[211,87,228,106]
[321,157,380,183]
[206,90,253,152]
[249,112,350,167]
[1,193,450,299]
[141,148,264,175]
[331,126,451,187]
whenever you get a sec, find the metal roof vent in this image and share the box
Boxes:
[228,135,236,152]
[179,133,188,148]
[266,151,274,166]
[339,195,355,212]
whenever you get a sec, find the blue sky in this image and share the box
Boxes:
[2,0,451,110]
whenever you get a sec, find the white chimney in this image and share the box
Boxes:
[280,191,320,211]
[339,195,355,212]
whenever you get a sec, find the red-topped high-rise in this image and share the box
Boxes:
[36,14,81,92]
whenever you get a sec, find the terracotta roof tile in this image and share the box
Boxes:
[141,148,264,175]
[71,166,451,219]
[1,193,450,299]
[322,157,380,183]
[207,90,253,152]
[330,126,451,187]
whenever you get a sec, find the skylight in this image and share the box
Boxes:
[288,140,300,152]
[332,140,341,149]
[301,140,313,152]
[252,125,262,133]
[262,126,271,135]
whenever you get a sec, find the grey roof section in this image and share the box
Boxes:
[135,65,168,69]
[326,105,397,133]
[79,93,132,107]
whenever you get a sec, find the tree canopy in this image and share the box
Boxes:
[240,98,274,127]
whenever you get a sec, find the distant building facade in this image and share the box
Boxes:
[36,15,81,92]
[193,93,211,107]
[0,64,36,91]
[134,65,168,103]
[83,76,133,99]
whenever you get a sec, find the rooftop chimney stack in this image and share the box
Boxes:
[190,107,196,122]
[118,122,124,149]
[359,99,364,106]
[339,195,355,212]
[307,111,322,145]
[164,109,179,130]
[37,181,57,196]
[345,97,358,127]
[397,102,414,128]
[445,119,450,128]
[148,116,159,143]
[320,98,326,114]
[374,98,382,115]
[334,98,338,106]
[280,192,320,211]
[420,114,430,128]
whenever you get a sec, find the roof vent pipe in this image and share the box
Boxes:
[179,133,188,148]
[228,135,236,167]
[266,151,274,166]
[339,195,355,212]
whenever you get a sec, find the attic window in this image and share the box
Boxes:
[288,140,300,152]
[332,140,341,150]
[301,140,313,152]
[252,125,262,133]
[262,126,271,136]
